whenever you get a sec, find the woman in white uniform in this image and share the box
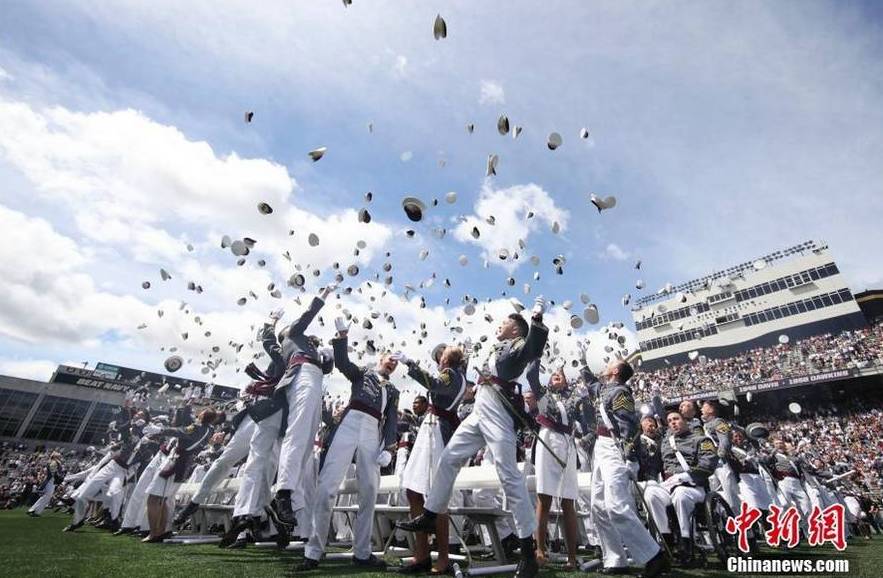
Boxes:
[525,358,594,570]
[397,344,468,575]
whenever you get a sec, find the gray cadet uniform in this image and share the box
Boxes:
[589,377,661,569]
[703,416,739,510]
[231,319,298,521]
[400,362,468,496]
[646,429,716,538]
[769,451,813,520]
[304,335,400,562]
[525,360,594,500]
[423,319,548,540]
[274,296,334,523]
[728,437,775,511]
[191,322,285,510]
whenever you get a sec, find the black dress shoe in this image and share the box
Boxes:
[514,557,539,578]
[397,558,432,574]
[174,501,200,526]
[353,554,387,569]
[226,537,248,549]
[275,531,290,549]
[113,527,136,536]
[62,522,83,533]
[296,558,320,572]
[396,512,438,534]
[641,549,671,578]
[601,568,631,575]
[273,491,296,527]
[219,517,252,548]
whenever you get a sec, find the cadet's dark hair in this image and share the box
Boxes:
[702,399,721,415]
[413,395,427,404]
[508,313,529,337]
[617,360,634,383]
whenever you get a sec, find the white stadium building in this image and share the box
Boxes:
[632,240,866,370]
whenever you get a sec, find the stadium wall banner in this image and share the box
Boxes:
[736,368,857,395]
[51,363,238,401]
[661,368,861,404]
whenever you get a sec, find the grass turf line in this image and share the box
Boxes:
[1,509,880,577]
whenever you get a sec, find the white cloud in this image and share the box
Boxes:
[452,182,569,270]
[393,54,408,78]
[400,150,413,162]
[0,358,58,382]
[0,66,11,82]
[600,243,630,261]
[479,79,505,106]
[0,204,154,344]
[0,96,393,274]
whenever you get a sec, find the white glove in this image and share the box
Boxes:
[627,460,640,481]
[532,296,546,316]
[390,351,409,364]
[662,472,692,492]
[321,282,339,299]
[376,450,392,468]
[143,423,163,436]
[268,308,285,321]
[334,317,350,334]
[319,347,333,360]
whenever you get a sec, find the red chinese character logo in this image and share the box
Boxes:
[725,502,762,553]
[808,504,846,551]
[765,505,801,548]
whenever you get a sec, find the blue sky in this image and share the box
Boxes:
[0,1,881,397]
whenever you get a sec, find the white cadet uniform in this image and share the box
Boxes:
[122,449,164,530]
[274,297,331,511]
[28,461,60,515]
[424,319,548,540]
[771,453,813,519]
[589,380,661,568]
[233,411,283,518]
[304,335,400,562]
[72,460,128,524]
[191,416,255,504]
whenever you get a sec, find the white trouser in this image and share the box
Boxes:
[590,436,660,568]
[234,410,282,518]
[844,496,862,523]
[778,477,812,520]
[122,451,163,529]
[105,470,127,519]
[193,417,255,504]
[306,410,381,561]
[277,365,324,500]
[29,481,55,514]
[739,473,773,511]
[294,449,319,538]
[714,464,740,511]
[638,481,670,536]
[425,387,535,539]
[644,482,705,538]
[72,461,127,524]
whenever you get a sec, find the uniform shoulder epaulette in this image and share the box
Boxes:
[715,421,731,434]
[699,438,716,452]
[186,425,196,433]
[439,369,453,384]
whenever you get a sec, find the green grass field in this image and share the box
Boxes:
[2,509,880,577]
